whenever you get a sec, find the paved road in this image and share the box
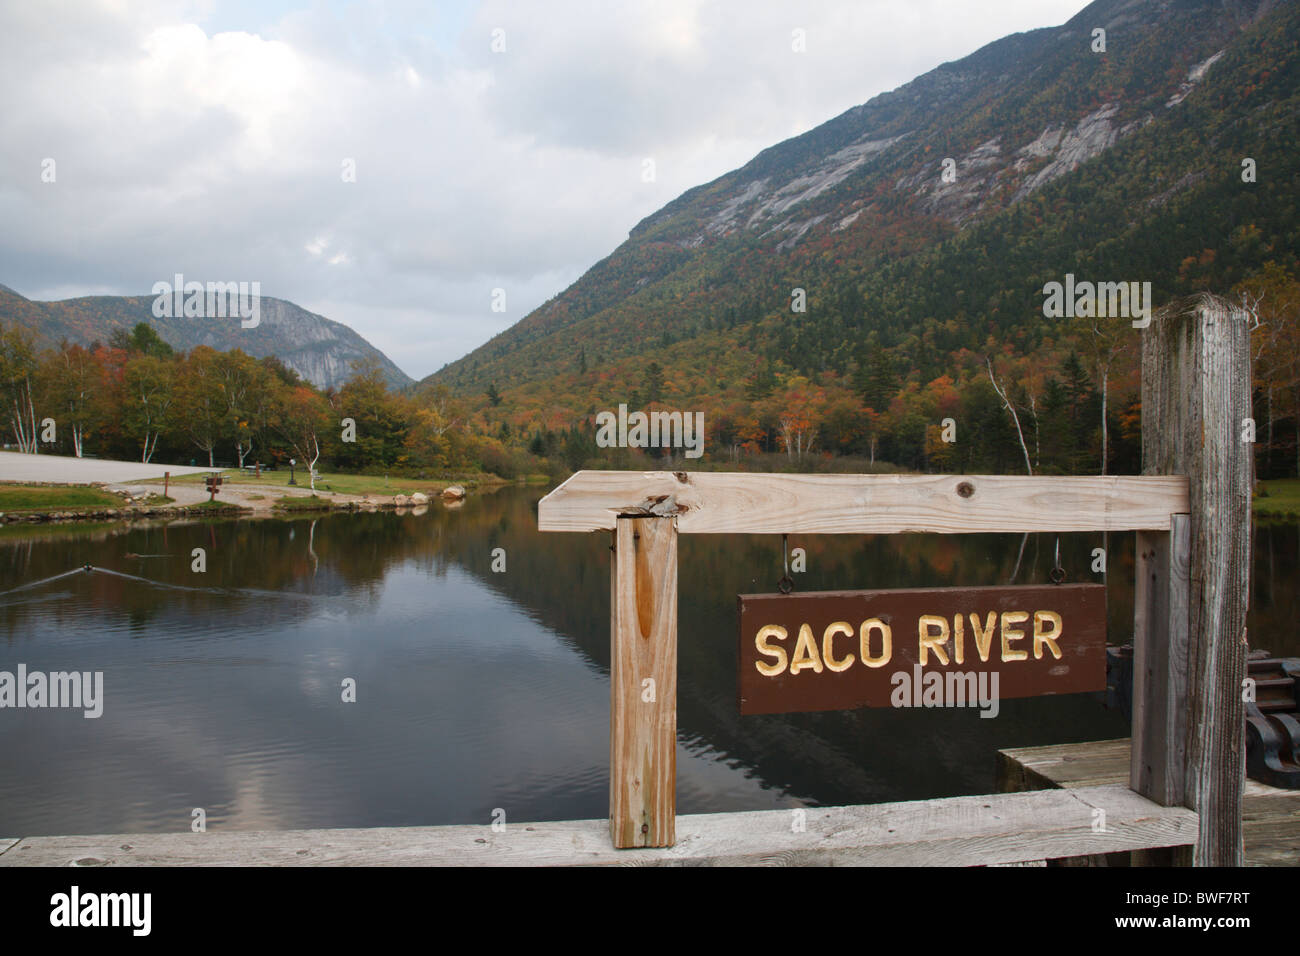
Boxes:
[0,451,216,485]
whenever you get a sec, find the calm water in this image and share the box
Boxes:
[1,486,1296,837]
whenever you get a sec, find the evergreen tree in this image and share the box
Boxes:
[856,349,898,411]
[644,361,665,404]
[744,360,777,401]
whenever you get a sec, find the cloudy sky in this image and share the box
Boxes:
[0,0,1085,381]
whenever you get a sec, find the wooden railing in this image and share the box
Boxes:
[538,294,1252,865]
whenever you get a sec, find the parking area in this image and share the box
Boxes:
[0,451,216,485]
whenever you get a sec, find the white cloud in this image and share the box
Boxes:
[0,0,1086,380]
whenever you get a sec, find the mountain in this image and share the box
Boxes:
[0,286,412,391]
[426,0,1298,420]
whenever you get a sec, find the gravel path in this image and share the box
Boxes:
[0,451,215,485]
[2,451,431,516]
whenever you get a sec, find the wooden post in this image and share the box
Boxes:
[1134,293,1253,865]
[1131,516,1190,808]
[609,516,677,848]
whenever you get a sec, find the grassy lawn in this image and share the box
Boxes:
[0,484,125,512]
[140,468,489,497]
[1254,479,1300,517]
[188,499,242,511]
[272,495,336,511]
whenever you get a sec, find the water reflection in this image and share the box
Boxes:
[0,490,1293,837]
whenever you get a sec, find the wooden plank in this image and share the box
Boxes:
[1000,739,1134,792]
[539,472,1189,535]
[0,839,17,858]
[1142,294,1253,866]
[1131,516,1191,806]
[989,859,1047,867]
[1005,739,1294,799]
[1001,739,1300,866]
[0,786,1194,867]
[1240,798,1300,866]
[609,517,677,848]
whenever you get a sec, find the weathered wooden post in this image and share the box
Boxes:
[1132,293,1253,865]
[609,516,678,847]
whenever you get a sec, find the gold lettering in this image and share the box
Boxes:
[952,612,965,664]
[755,625,788,677]
[822,621,855,672]
[1033,610,1063,660]
[790,623,824,675]
[918,614,950,666]
[860,618,892,668]
[970,612,996,662]
[1001,611,1029,661]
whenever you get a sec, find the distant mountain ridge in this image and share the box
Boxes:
[0,285,411,391]
[427,0,1298,413]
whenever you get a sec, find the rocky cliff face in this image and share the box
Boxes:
[184,296,411,391]
[427,0,1296,399]
[0,287,411,391]
[630,3,1238,249]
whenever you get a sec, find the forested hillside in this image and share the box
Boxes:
[428,0,1300,478]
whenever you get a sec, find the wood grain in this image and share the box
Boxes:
[1131,516,1190,807]
[1003,738,1286,798]
[609,517,677,848]
[1142,294,1253,866]
[539,472,1188,535]
[1001,739,1300,867]
[0,785,1193,867]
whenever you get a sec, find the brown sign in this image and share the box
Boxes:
[738,584,1106,716]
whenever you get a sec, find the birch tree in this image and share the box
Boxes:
[39,343,98,457]
[986,353,1033,475]
[275,385,331,491]
[123,354,175,463]
[1,324,40,453]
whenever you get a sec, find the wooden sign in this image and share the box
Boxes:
[738,584,1106,716]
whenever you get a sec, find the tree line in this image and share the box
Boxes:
[0,322,482,482]
[4,260,1298,484]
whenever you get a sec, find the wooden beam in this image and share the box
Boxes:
[609,517,677,848]
[1141,294,1253,866]
[1002,738,1294,800]
[1000,739,1300,866]
[539,472,1188,535]
[999,738,1135,792]
[0,786,1194,867]
[1131,515,1191,808]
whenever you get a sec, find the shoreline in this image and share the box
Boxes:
[0,477,497,525]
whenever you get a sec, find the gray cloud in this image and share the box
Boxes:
[0,0,1084,380]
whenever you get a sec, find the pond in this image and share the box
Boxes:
[1,486,1295,837]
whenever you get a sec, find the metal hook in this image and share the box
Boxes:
[777,533,794,594]
[1050,536,1065,585]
